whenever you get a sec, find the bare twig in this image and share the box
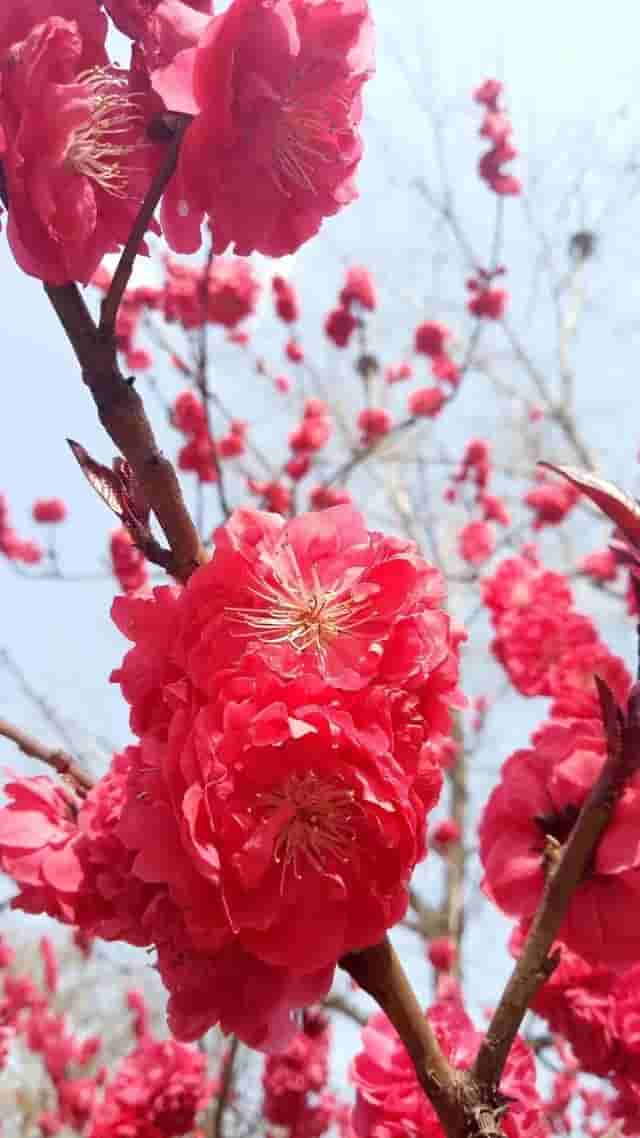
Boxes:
[213,1035,239,1138]
[100,115,191,336]
[324,993,367,1027]
[0,717,94,793]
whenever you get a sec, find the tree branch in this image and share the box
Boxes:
[472,681,635,1087]
[42,118,206,583]
[340,937,467,1136]
[100,114,191,337]
[213,1035,239,1138]
[0,717,94,793]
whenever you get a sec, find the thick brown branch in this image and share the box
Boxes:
[43,119,206,583]
[473,689,632,1087]
[44,283,206,582]
[340,937,466,1135]
[0,717,94,793]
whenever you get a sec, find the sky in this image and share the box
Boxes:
[1,0,640,1100]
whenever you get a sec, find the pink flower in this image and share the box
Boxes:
[325,305,358,347]
[340,266,377,311]
[110,528,149,594]
[458,520,495,567]
[163,257,260,328]
[139,505,457,694]
[579,549,618,584]
[524,480,579,529]
[408,387,446,418]
[473,78,521,196]
[481,715,640,970]
[385,362,413,384]
[286,338,305,363]
[414,321,449,357]
[155,0,375,257]
[273,276,300,323]
[32,499,67,524]
[1,18,163,283]
[357,407,392,443]
[431,817,460,849]
[263,1008,331,1136]
[205,257,261,327]
[467,285,507,320]
[88,1034,211,1137]
[427,937,456,972]
[351,989,548,1138]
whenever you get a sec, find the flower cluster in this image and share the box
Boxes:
[482,551,603,697]
[351,987,548,1138]
[0,506,461,1049]
[0,492,43,565]
[163,257,261,330]
[154,0,375,257]
[0,0,374,281]
[262,1008,335,1138]
[110,527,149,594]
[480,688,640,972]
[0,5,164,283]
[473,78,521,196]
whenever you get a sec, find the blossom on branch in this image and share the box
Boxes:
[154,0,375,256]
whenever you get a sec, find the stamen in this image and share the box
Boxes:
[66,67,145,197]
[272,87,353,196]
[258,772,359,891]
[226,543,371,659]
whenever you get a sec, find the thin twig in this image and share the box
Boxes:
[0,717,94,793]
[213,1035,239,1138]
[100,116,191,336]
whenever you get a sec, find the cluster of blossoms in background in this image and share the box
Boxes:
[0,0,375,282]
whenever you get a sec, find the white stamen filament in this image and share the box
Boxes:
[66,68,144,197]
[227,543,371,659]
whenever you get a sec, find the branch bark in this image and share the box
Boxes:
[42,121,207,584]
[0,717,94,793]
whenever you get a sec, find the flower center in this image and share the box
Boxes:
[227,545,368,658]
[259,772,358,887]
[272,85,350,195]
[66,68,143,197]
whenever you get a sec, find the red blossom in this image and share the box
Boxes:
[0,19,163,283]
[273,276,300,323]
[325,305,358,348]
[431,818,461,849]
[579,549,619,583]
[340,266,377,311]
[481,712,640,970]
[385,362,413,384]
[286,338,305,363]
[110,528,149,594]
[458,520,495,567]
[357,407,392,443]
[32,499,68,524]
[427,937,457,972]
[408,386,446,418]
[414,321,449,357]
[351,989,548,1138]
[155,0,375,256]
